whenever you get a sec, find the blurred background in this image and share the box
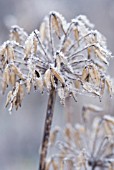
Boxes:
[0,0,114,169]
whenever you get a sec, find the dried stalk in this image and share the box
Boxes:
[39,87,56,170]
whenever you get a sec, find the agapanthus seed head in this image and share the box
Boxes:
[47,105,114,170]
[0,11,113,112]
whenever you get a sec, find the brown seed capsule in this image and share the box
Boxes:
[51,67,65,85]
[10,71,16,86]
[40,22,46,42]
[49,126,60,146]
[2,66,10,93]
[10,30,20,43]
[33,37,38,55]
[73,28,79,44]
[104,115,114,125]
[82,67,89,81]
[44,69,51,90]
[51,14,60,38]
[26,78,32,93]
[95,48,108,65]
[24,35,33,59]
[5,91,12,107]
[105,77,113,97]
[11,64,25,80]
[6,45,15,61]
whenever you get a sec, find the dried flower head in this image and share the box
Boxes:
[47,105,114,170]
[0,11,113,110]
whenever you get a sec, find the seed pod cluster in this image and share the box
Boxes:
[47,105,114,170]
[0,11,113,111]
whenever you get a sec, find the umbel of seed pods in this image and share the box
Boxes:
[47,105,114,170]
[0,11,113,112]
[0,11,113,170]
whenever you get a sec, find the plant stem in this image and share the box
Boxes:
[65,97,73,124]
[39,87,56,170]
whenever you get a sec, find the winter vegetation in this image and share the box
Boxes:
[0,11,114,170]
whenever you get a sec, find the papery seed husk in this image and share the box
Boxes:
[51,67,65,85]
[49,127,60,146]
[24,36,33,59]
[74,28,79,44]
[105,77,113,97]
[51,14,60,38]
[33,37,38,55]
[26,78,32,93]
[75,79,81,89]
[5,91,12,107]
[40,22,46,42]
[6,45,15,60]
[82,67,89,81]
[10,71,16,86]
[95,48,108,65]
[44,69,51,90]
[104,115,114,125]
[11,65,25,80]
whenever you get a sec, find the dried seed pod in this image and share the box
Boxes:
[82,67,89,81]
[64,124,73,141]
[105,76,113,97]
[51,67,65,85]
[10,29,20,43]
[92,65,101,86]
[83,82,100,96]
[24,33,34,59]
[51,159,58,170]
[18,83,24,105]
[50,75,56,88]
[7,82,20,112]
[0,45,6,56]
[46,159,52,170]
[40,22,46,42]
[10,25,28,44]
[103,115,114,125]
[11,64,25,80]
[100,77,105,97]
[95,48,108,65]
[87,47,91,59]
[2,66,10,93]
[49,126,60,146]
[44,69,51,90]
[73,28,79,43]
[75,79,81,89]
[33,37,38,55]
[26,78,32,93]
[51,13,60,38]
[5,91,12,107]
[88,66,95,82]
[10,71,16,86]
[6,45,15,61]
[104,121,113,135]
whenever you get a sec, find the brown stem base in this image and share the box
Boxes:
[39,88,56,170]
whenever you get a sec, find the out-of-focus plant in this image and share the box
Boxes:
[47,105,114,170]
[0,12,113,170]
